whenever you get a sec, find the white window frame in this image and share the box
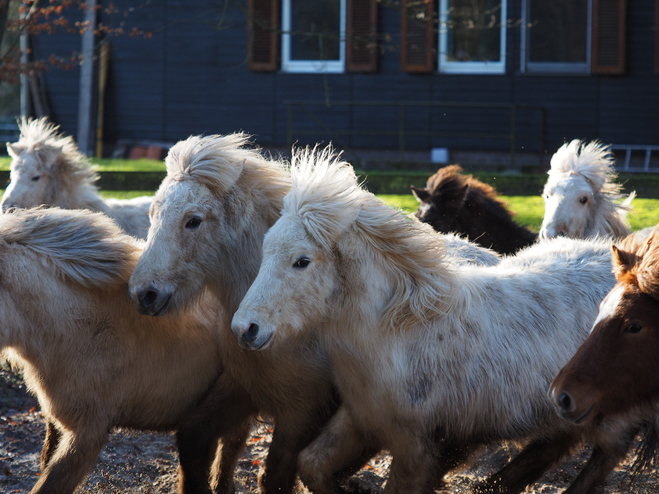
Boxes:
[281,0,346,73]
[520,0,592,74]
[438,0,507,74]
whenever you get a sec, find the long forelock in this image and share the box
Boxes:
[164,133,287,198]
[16,117,96,186]
[285,146,454,330]
[0,208,141,289]
[631,228,659,299]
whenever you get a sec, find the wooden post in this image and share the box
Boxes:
[77,0,97,156]
[19,33,29,118]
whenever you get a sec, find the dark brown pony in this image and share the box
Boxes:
[550,227,659,482]
[412,165,537,255]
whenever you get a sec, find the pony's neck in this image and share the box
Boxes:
[587,201,631,238]
[58,181,112,216]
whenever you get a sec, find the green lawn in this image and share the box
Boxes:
[378,194,659,232]
[0,157,165,172]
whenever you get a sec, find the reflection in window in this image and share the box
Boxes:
[439,0,507,73]
[282,0,346,73]
[522,0,591,73]
[528,0,588,62]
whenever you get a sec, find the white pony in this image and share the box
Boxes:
[231,148,634,494]
[0,207,247,494]
[540,140,635,240]
[1,118,152,239]
[127,134,500,494]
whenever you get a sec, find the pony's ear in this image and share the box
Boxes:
[411,185,429,203]
[36,144,63,168]
[6,142,24,158]
[611,244,638,280]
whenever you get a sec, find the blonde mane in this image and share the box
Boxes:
[546,140,632,237]
[164,133,289,203]
[285,147,454,331]
[13,117,98,187]
[0,208,140,288]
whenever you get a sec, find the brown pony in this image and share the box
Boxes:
[551,227,659,424]
[550,227,659,484]
[411,165,537,255]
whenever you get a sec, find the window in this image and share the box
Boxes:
[438,0,507,74]
[521,0,592,73]
[281,0,347,73]
[521,0,626,74]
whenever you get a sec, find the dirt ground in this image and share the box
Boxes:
[1,368,658,494]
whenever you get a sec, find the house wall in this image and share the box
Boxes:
[40,0,658,157]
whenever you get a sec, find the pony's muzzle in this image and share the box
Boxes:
[130,282,173,317]
[232,320,271,350]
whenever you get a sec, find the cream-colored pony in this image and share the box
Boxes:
[540,140,635,240]
[127,134,500,494]
[0,207,243,494]
[1,118,151,239]
[231,147,635,494]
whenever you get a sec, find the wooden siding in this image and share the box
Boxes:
[36,0,659,158]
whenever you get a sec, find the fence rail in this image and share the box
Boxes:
[284,100,546,166]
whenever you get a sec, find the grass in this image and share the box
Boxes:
[378,194,659,232]
[0,156,166,172]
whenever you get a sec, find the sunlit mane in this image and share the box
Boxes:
[165,133,289,199]
[286,146,454,330]
[546,139,633,237]
[0,208,140,288]
[14,117,97,184]
[617,226,659,297]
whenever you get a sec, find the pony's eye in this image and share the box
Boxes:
[624,323,643,334]
[185,217,202,230]
[579,196,588,205]
[31,175,40,182]
[293,256,310,269]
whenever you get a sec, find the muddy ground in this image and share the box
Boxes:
[1,368,657,493]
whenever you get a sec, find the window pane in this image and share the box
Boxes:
[290,0,341,61]
[528,0,588,63]
[445,0,502,62]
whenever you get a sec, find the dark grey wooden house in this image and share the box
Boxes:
[30,0,659,166]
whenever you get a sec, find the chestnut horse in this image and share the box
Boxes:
[551,227,659,442]
[412,165,537,255]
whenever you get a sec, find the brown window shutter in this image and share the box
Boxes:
[401,0,435,73]
[592,0,626,74]
[655,0,659,74]
[346,0,378,72]
[248,0,279,71]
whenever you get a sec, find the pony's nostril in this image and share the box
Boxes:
[557,391,575,413]
[243,323,260,343]
[139,289,159,308]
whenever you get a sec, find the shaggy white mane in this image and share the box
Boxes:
[286,146,454,330]
[548,140,620,193]
[546,139,633,237]
[14,117,97,184]
[165,133,288,198]
[0,208,140,288]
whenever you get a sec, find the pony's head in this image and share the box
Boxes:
[232,146,452,350]
[540,140,632,240]
[1,117,97,212]
[550,227,659,426]
[412,164,499,233]
[128,133,289,316]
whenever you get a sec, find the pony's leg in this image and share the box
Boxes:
[432,438,481,489]
[210,417,252,494]
[384,435,436,494]
[30,429,107,494]
[298,406,373,494]
[563,426,636,494]
[474,431,579,494]
[177,374,257,494]
[40,420,62,470]
[258,397,341,494]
